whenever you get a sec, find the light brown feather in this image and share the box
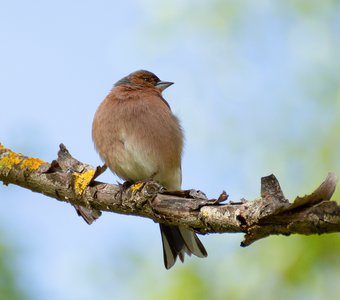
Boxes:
[92,86,183,190]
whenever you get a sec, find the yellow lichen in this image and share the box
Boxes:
[0,149,24,172]
[201,209,209,218]
[131,182,144,192]
[0,144,46,174]
[73,169,96,196]
[20,157,46,171]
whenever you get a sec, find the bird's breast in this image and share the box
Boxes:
[92,93,183,189]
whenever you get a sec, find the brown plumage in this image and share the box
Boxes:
[92,70,207,269]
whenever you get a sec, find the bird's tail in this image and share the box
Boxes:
[159,224,207,269]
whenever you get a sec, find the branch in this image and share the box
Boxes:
[1,143,339,246]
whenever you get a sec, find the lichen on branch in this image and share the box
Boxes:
[1,142,340,246]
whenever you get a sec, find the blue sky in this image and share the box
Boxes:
[1,1,339,299]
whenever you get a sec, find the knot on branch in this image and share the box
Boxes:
[240,172,339,246]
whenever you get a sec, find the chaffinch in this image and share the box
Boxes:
[92,70,207,269]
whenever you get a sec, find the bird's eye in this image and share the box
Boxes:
[143,77,149,82]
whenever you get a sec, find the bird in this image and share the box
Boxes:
[92,70,207,269]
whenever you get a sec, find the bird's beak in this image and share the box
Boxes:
[156,81,174,92]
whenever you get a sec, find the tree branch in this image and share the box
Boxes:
[1,143,339,246]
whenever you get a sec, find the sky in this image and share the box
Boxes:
[0,1,339,299]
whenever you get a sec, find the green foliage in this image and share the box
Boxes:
[144,234,340,300]
[151,266,210,300]
[0,236,26,300]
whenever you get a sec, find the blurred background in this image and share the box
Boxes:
[1,0,339,299]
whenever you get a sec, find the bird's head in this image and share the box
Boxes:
[114,70,174,92]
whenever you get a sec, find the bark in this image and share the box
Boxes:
[0,142,339,246]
